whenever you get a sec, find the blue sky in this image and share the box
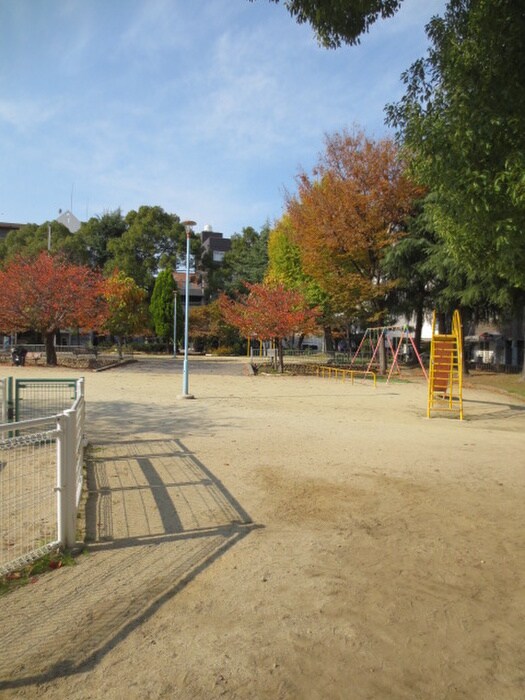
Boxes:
[1,0,445,237]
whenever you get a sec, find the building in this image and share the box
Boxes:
[200,224,231,263]
[173,225,232,309]
[172,271,204,306]
[465,316,524,370]
[0,221,22,242]
[56,210,81,233]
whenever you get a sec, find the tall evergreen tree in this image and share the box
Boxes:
[220,225,270,296]
[149,268,181,352]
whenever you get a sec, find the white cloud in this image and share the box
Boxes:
[0,0,447,234]
[0,98,60,132]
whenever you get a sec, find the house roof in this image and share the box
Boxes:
[56,210,81,233]
[172,271,204,300]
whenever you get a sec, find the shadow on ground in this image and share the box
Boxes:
[462,396,525,422]
[85,398,232,442]
[0,438,258,689]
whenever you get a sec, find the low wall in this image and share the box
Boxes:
[0,352,126,370]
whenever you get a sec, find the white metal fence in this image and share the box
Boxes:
[0,377,6,424]
[0,378,85,576]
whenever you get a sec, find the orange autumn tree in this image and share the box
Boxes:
[0,252,107,365]
[218,282,319,372]
[286,128,423,326]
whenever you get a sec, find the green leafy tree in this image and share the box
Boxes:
[73,209,127,268]
[105,206,197,293]
[200,225,269,301]
[253,0,404,47]
[220,224,270,296]
[149,268,182,352]
[384,195,516,367]
[0,221,75,264]
[382,202,441,350]
[385,0,525,295]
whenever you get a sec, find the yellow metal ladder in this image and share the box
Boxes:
[427,309,464,420]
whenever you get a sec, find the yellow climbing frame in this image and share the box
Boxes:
[427,309,464,420]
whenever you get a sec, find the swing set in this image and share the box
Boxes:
[349,313,464,419]
[349,324,428,383]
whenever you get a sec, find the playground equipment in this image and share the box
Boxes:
[350,324,428,383]
[427,309,464,420]
[315,365,377,387]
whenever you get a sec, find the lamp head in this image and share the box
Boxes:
[181,220,197,237]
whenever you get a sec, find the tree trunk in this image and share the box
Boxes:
[324,327,334,352]
[520,306,525,382]
[45,331,57,366]
[414,305,423,353]
[460,307,470,376]
[278,338,284,373]
[436,311,447,335]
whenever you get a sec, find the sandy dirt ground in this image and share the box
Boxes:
[0,356,524,700]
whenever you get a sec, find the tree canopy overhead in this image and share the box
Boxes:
[254,0,404,47]
[385,0,525,296]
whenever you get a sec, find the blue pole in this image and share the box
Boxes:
[182,230,190,395]
[173,290,177,358]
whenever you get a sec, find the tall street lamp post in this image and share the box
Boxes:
[173,289,177,358]
[179,220,196,399]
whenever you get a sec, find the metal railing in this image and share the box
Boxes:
[0,378,85,576]
[315,365,377,387]
[13,378,80,423]
[0,377,6,423]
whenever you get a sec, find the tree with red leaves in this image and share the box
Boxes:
[219,282,319,372]
[0,252,107,365]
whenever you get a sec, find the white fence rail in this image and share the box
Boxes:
[0,379,85,576]
[0,377,6,424]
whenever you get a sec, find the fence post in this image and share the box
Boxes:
[56,411,77,548]
[77,377,85,401]
[64,409,77,547]
[0,378,6,429]
[56,413,68,546]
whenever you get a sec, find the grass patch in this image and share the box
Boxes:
[0,548,80,597]
[465,371,525,400]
